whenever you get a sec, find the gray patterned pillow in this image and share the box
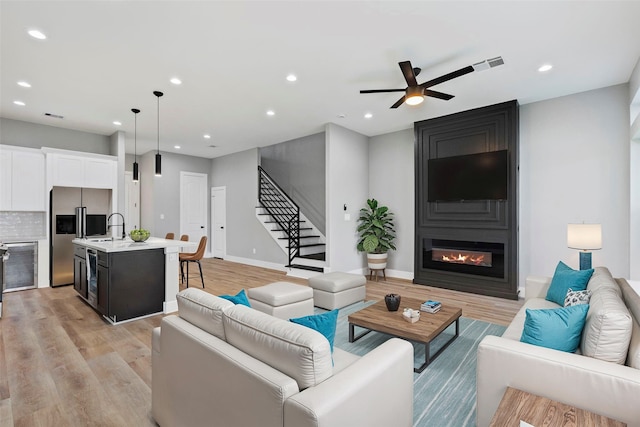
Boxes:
[564,288,592,307]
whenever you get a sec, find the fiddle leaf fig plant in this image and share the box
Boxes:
[356,198,396,254]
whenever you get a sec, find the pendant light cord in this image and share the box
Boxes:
[134,112,137,162]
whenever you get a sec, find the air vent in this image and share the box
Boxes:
[472,56,504,72]
[487,56,504,68]
[45,112,64,119]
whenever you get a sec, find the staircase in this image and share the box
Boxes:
[257,166,326,276]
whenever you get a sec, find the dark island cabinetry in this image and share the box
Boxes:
[73,245,87,298]
[73,244,166,323]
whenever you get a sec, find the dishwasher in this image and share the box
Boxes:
[3,242,37,293]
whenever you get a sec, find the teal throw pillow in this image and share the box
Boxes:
[290,309,339,352]
[545,261,593,305]
[520,304,589,353]
[219,289,251,307]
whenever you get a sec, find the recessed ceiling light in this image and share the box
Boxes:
[17,81,31,88]
[266,110,275,116]
[364,113,373,119]
[174,145,181,149]
[337,114,346,119]
[28,29,46,40]
[203,134,211,139]
[286,74,297,82]
[13,100,25,106]
[538,64,553,72]
[113,121,122,126]
[170,77,182,85]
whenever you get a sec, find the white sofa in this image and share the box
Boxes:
[477,267,640,427]
[152,288,414,427]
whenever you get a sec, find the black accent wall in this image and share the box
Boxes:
[414,100,519,299]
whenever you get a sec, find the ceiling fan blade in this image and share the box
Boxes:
[360,89,406,94]
[399,61,418,87]
[390,95,406,109]
[420,65,474,89]
[424,89,454,100]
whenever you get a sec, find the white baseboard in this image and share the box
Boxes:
[224,255,287,272]
[347,267,413,281]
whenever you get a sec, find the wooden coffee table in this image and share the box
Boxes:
[348,297,462,373]
[490,387,627,426]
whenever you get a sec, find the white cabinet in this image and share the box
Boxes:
[49,151,116,189]
[0,145,46,211]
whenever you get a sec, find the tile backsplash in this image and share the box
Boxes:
[0,211,46,240]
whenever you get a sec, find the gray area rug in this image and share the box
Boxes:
[326,302,506,427]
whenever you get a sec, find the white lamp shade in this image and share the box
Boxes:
[567,223,602,250]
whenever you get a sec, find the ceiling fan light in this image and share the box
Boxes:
[405,86,424,106]
[405,94,424,106]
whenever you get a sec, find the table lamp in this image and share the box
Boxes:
[567,223,602,270]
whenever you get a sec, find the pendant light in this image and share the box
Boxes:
[131,108,140,182]
[153,90,164,177]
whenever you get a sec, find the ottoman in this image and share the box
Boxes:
[308,272,366,310]
[247,281,314,320]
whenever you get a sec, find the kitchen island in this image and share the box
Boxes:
[72,237,197,324]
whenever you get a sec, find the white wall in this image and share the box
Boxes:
[519,84,630,289]
[325,123,369,273]
[368,128,415,278]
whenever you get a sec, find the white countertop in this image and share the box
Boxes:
[72,237,197,253]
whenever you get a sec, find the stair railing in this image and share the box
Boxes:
[258,166,300,266]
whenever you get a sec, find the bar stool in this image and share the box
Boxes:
[180,236,207,288]
[165,232,175,240]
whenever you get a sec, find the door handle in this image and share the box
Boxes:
[220,226,224,229]
[200,226,204,228]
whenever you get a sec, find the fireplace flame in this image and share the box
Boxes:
[441,253,486,265]
[431,247,492,267]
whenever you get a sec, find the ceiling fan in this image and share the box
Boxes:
[360,57,504,109]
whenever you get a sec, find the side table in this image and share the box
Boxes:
[489,387,626,427]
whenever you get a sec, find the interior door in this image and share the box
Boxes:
[211,186,226,258]
[180,172,208,248]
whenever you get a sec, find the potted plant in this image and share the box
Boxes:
[356,198,396,272]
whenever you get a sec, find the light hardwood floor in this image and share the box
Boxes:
[0,258,522,426]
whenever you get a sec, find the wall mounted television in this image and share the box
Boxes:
[427,150,508,202]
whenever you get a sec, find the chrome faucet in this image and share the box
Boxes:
[107,213,126,240]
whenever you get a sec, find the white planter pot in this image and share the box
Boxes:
[367,252,388,270]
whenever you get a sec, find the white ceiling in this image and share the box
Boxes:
[2,1,640,159]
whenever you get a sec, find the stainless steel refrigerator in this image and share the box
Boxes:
[50,187,111,287]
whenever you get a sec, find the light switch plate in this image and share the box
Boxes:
[344,213,351,221]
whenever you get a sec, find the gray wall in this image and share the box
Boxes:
[519,84,630,289]
[260,132,326,234]
[0,117,111,153]
[211,148,286,264]
[368,128,415,275]
[139,151,212,239]
[326,123,369,273]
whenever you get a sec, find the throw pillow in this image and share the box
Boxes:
[520,304,589,353]
[564,288,592,307]
[545,261,593,305]
[290,309,339,351]
[219,289,251,307]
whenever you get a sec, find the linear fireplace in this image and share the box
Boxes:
[423,239,504,279]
